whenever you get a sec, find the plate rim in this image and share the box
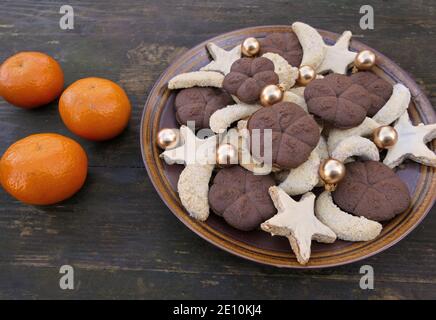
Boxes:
[141,25,436,268]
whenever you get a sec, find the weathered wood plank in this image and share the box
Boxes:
[1,264,436,300]
[0,167,435,299]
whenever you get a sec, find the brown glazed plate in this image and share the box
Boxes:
[141,25,436,268]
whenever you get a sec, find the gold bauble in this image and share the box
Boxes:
[241,37,260,57]
[260,84,284,107]
[319,158,346,190]
[297,65,316,86]
[156,128,179,150]
[216,143,238,167]
[354,50,376,70]
[373,125,398,149]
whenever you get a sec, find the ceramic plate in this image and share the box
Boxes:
[141,26,436,268]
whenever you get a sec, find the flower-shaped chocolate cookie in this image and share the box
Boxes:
[305,73,372,129]
[259,32,303,67]
[247,101,320,169]
[208,166,276,231]
[175,87,233,129]
[350,71,393,117]
[223,57,279,104]
[332,161,410,221]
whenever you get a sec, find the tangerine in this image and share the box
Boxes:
[0,133,88,205]
[0,52,64,108]
[59,77,131,141]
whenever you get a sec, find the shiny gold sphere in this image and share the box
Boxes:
[297,65,316,86]
[373,125,398,149]
[260,84,284,107]
[241,37,260,57]
[216,143,238,167]
[319,158,346,186]
[354,50,376,70]
[156,128,179,150]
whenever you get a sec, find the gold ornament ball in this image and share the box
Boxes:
[297,65,316,86]
[241,37,260,57]
[216,143,238,167]
[156,128,179,150]
[354,50,376,70]
[260,84,284,107]
[319,158,346,185]
[373,125,398,149]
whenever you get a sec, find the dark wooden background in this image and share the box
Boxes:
[0,0,435,300]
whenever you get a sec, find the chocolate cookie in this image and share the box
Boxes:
[247,101,320,169]
[350,71,393,116]
[174,87,233,129]
[208,166,276,231]
[332,161,410,222]
[259,32,303,67]
[223,57,279,104]
[304,73,372,129]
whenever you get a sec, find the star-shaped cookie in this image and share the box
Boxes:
[160,125,219,165]
[261,186,336,265]
[317,31,357,74]
[200,43,241,75]
[384,111,436,168]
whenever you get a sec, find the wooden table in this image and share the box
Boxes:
[0,0,435,299]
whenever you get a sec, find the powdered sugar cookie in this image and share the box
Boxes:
[209,103,262,133]
[261,187,336,265]
[262,52,299,90]
[168,71,224,89]
[384,111,436,168]
[279,150,320,196]
[200,43,241,75]
[331,136,380,163]
[317,30,356,74]
[292,22,326,69]
[282,90,307,112]
[315,191,382,241]
[178,164,214,221]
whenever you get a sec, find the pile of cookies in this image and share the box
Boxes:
[158,22,436,265]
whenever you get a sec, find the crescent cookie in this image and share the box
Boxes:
[315,191,382,241]
[262,52,299,90]
[331,136,380,163]
[168,71,224,89]
[178,164,214,221]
